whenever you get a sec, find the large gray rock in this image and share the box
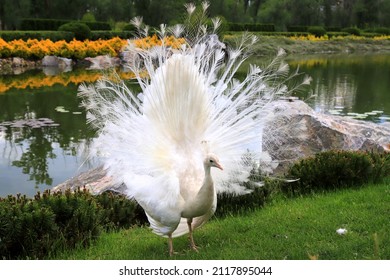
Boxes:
[262,100,390,174]
[52,166,126,195]
[53,100,390,194]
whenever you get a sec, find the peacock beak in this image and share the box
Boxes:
[216,162,223,170]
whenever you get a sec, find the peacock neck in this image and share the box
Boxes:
[181,164,215,218]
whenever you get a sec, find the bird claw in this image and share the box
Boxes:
[190,243,199,252]
[169,250,179,257]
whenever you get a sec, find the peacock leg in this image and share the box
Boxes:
[187,218,198,252]
[168,233,175,256]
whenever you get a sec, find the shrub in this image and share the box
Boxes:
[287,25,308,32]
[0,31,74,42]
[308,26,327,37]
[0,188,141,259]
[83,21,111,31]
[228,22,245,31]
[122,24,137,33]
[325,26,342,32]
[227,22,275,32]
[342,27,361,36]
[81,12,96,22]
[90,31,133,40]
[284,150,390,196]
[20,18,69,31]
[374,27,390,35]
[58,22,91,41]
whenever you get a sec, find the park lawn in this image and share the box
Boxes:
[50,180,389,260]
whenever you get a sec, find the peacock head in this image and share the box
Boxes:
[204,153,223,170]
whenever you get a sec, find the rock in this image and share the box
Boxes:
[53,100,390,194]
[84,55,121,70]
[42,56,73,73]
[262,100,390,174]
[52,166,126,195]
[42,56,60,67]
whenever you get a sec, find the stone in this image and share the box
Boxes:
[42,55,60,67]
[84,55,121,70]
[42,56,73,73]
[262,100,390,174]
[52,166,126,195]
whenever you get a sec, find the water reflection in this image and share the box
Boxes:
[286,53,390,122]
[1,54,390,196]
[0,82,94,196]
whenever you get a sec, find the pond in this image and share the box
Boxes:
[1,53,390,197]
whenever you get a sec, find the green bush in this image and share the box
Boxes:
[325,26,342,32]
[122,24,137,33]
[90,31,133,40]
[58,22,91,40]
[228,22,275,32]
[308,26,327,37]
[342,27,361,36]
[0,188,142,259]
[216,178,280,217]
[373,27,390,35]
[284,150,390,196]
[287,25,308,32]
[0,31,74,42]
[20,18,69,31]
[83,21,111,31]
[20,18,111,31]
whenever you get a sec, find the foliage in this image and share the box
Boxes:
[342,27,361,36]
[308,26,327,37]
[287,25,308,32]
[0,188,141,259]
[58,22,91,41]
[20,18,69,31]
[216,178,281,217]
[0,31,74,42]
[365,27,390,36]
[81,12,96,22]
[284,150,390,195]
[0,37,127,59]
[89,31,133,40]
[228,23,275,32]
[0,35,186,60]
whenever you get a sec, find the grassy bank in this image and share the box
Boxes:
[51,180,390,260]
[223,35,390,57]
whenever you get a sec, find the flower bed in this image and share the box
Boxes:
[0,35,186,60]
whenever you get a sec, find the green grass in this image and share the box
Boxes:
[223,35,390,56]
[50,181,390,260]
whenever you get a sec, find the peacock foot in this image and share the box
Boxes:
[189,243,199,252]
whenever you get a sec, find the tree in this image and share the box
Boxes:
[0,0,30,30]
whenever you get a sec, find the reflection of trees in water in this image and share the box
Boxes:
[12,127,56,186]
[0,83,96,190]
[1,123,96,189]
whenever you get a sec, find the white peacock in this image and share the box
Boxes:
[79,2,308,256]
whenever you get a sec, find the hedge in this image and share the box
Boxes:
[0,31,74,42]
[228,22,275,32]
[0,31,133,42]
[20,18,111,31]
[0,188,144,259]
[284,150,390,196]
